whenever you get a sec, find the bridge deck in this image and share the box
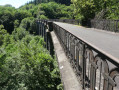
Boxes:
[54,22,119,63]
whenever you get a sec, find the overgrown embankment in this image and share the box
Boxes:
[0,2,67,90]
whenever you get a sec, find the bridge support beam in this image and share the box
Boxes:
[50,31,82,90]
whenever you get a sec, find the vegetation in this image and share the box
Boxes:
[0,0,119,89]
[29,0,71,6]
[0,2,74,33]
[71,0,119,20]
[0,27,61,89]
[0,1,67,90]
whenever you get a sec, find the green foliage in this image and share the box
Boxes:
[71,0,119,20]
[12,27,29,41]
[18,4,38,18]
[71,0,95,20]
[14,10,32,21]
[14,20,20,29]
[0,6,15,33]
[0,25,8,46]
[0,1,79,90]
[19,2,74,19]
[40,2,73,19]
[30,0,54,5]
[0,5,33,33]
[0,2,74,33]
[0,2,63,89]
[30,0,71,6]
[38,15,48,19]
[57,84,63,90]
[19,17,37,34]
[105,1,119,19]
[0,28,61,89]
[54,0,71,6]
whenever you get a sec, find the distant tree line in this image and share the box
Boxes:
[0,2,73,33]
[29,0,71,6]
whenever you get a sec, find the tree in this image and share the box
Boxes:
[54,0,71,6]
[0,33,61,89]
[14,20,20,29]
[0,25,8,46]
[71,0,119,20]
[14,10,32,22]
[19,17,37,34]
[0,8,15,33]
[40,2,73,19]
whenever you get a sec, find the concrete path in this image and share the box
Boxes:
[51,31,82,90]
[54,22,119,64]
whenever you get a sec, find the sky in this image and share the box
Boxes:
[0,0,33,8]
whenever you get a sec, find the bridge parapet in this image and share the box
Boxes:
[37,20,54,56]
[49,19,81,25]
[91,19,119,32]
[37,20,119,90]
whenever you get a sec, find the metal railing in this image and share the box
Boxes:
[91,19,119,32]
[48,19,119,33]
[49,19,81,25]
[36,20,54,57]
[39,19,119,33]
[37,20,119,90]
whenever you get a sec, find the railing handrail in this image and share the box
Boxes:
[56,23,119,65]
[91,19,119,32]
[37,19,119,90]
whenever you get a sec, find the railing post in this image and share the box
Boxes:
[82,43,86,89]
[47,21,54,57]
[48,21,53,31]
[36,20,40,35]
[115,20,118,32]
[39,21,42,35]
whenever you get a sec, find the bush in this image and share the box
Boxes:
[20,17,37,34]
[0,25,8,46]
[12,27,29,41]
[37,15,48,19]
[0,34,61,90]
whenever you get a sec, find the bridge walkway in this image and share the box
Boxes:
[37,20,119,90]
[54,22,119,64]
